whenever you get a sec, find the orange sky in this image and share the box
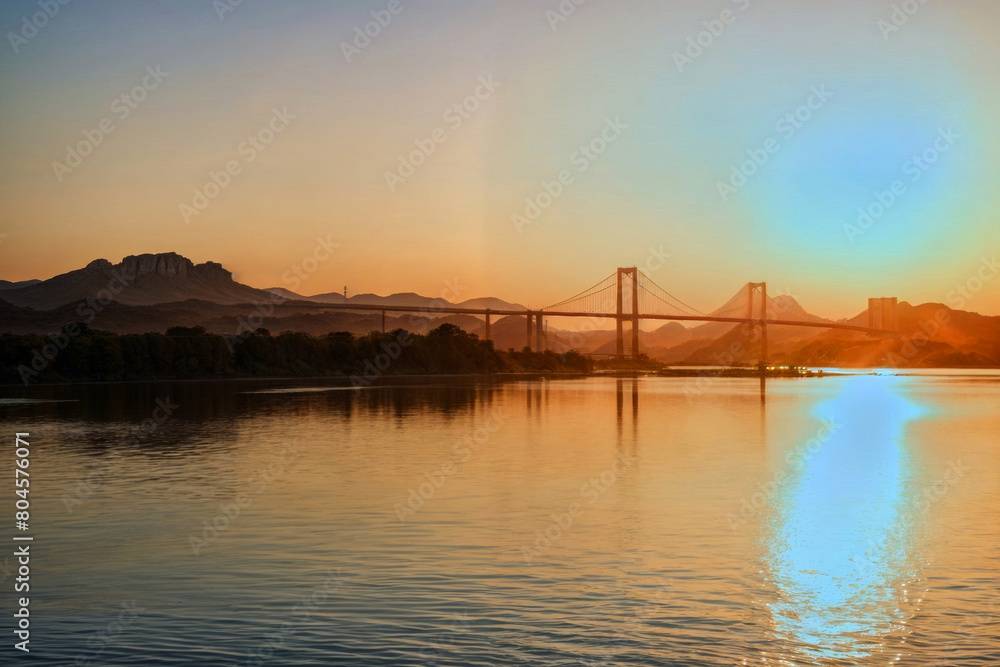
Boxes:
[1,1,999,319]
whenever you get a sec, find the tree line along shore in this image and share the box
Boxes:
[1,323,594,385]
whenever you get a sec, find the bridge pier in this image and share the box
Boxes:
[484,309,491,341]
[536,313,544,352]
[526,311,533,351]
[761,321,768,370]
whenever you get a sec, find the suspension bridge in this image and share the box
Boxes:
[286,267,898,364]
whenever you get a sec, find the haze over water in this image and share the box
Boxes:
[1,372,996,665]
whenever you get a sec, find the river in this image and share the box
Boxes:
[1,371,997,665]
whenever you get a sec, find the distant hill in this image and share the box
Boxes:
[771,301,1000,367]
[0,279,41,291]
[264,287,339,304]
[455,296,528,311]
[265,287,526,312]
[1,253,273,310]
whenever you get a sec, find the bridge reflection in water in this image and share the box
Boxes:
[615,377,640,439]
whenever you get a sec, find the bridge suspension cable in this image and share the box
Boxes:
[542,271,618,313]
[636,271,707,318]
[708,285,753,320]
[539,270,824,328]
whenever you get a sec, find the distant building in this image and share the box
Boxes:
[868,297,898,331]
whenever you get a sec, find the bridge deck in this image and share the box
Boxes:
[276,301,883,334]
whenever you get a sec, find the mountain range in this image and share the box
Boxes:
[1,252,997,367]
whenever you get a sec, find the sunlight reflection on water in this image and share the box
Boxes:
[766,375,927,661]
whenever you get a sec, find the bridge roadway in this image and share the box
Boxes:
[276,301,884,335]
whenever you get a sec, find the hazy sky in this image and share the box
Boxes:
[1,0,999,318]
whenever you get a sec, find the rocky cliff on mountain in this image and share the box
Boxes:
[0,253,272,310]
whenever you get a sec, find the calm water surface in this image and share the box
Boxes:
[1,372,998,665]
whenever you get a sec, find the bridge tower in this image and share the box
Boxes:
[748,282,768,370]
[616,267,639,359]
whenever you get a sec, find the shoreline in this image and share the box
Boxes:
[5,366,1000,389]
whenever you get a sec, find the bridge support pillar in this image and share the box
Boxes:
[748,282,768,371]
[616,267,638,359]
[526,312,533,352]
[631,269,639,358]
[616,318,624,359]
[616,269,624,359]
[536,313,544,352]
[760,283,768,370]
[484,310,491,341]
